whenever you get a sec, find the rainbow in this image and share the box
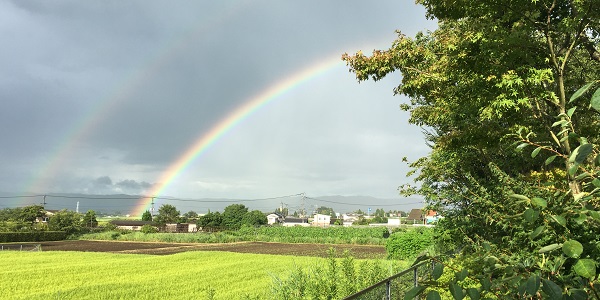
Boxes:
[131,56,344,216]
[19,2,248,206]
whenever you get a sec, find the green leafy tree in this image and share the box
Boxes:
[343,0,600,249]
[197,211,223,231]
[274,206,288,216]
[141,210,152,221]
[182,210,198,221]
[344,0,600,297]
[374,208,385,218]
[316,206,335,217]
[19,205,45,224]
[48,210,81,234]
[241,210,267,227]
[222,204,249,230]
[81,210,98,228]
[154,204,180,225]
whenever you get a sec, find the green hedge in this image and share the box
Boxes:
[385,228,434,259]
[0,231,67,243]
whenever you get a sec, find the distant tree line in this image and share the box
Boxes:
[0,205,97,235]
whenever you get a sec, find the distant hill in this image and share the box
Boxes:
[0,192,424,218]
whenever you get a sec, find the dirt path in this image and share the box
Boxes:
[1,240,386,258]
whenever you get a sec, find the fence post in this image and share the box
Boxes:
[386,279,391,300]
[413,267,418,287]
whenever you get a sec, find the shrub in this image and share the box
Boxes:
[385,228,433,259]
[0,231,67,242]
[140,224,158,234]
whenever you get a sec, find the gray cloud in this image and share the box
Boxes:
[1,1,436,202]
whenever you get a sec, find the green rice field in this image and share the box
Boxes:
[1,251,328,299]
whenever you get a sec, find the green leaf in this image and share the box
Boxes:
[449,283,464,300]
[567,106,577,118]
[552,215,567,227]
[567,289,588,300]
[466,288,480,300]
[510,194,530,201]
[456,269,468,281]
[568,163,579,176]
[425,291,441,300]
[480,278,491,292]
[545,155,557,165]
[562,240,583,258]
[592,179,600,188]
[524,208,539,223]
[573,259,596,279]
[575,172,590,180]
[531,147,542,158]
[404,286,426,300]
[530,225,545,239]
[541,279,562,300]
[570,144,594,164]
[525,274,540,296]
[432,263,444,280]
[516,143,529,150]
[590,87,600,112]
[552,120,567,127]
[573,213,587,224]
[589,210,600,221]
[539,243,562,253]
[531,197,547,208]
[569,82,595,102]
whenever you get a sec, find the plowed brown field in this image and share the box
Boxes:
[1,240,387,258]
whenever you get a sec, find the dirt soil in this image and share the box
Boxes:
[1,240,387,258]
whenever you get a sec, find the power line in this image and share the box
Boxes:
[153,193,303,203]
[304,196,423,207]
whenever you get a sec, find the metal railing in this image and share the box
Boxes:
[0,244,42,251]
[342,260,433,300]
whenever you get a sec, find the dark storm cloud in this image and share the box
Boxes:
[1,1,436,199]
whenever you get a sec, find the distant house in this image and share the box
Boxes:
[424,211,441,224]
[312,214,331,227]
[406,209,439,225]
[36,210,59,223]
[406,209,425,224]
[282,217,310,227]
[110,220,154,231]
[266,213,283,225]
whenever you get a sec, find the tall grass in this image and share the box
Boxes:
[79,226,390,245]
[270,249,411,299]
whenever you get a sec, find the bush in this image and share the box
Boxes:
[385,228,433,259]
[0,231,67,242]
[140,224,158,234]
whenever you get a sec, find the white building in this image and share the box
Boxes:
[312,214,331,227]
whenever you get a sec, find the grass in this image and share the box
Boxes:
[79,226,390,245]
[0,250,404,299]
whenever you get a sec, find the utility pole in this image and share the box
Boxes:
[300,193,306,218]
[150,197,155,221]
[42,195,47,209]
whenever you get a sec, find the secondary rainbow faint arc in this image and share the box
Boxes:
[132,56,344,216]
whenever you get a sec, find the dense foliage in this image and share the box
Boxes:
[79,225,390,245]
[271,249,407,299]
[197,204,267,231]
[343,0,600,297]
[385,228,433,260]
[0,205,45,232]
[153,204,180,225]
[0,231,66,242]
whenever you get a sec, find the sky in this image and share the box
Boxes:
[0,1,436,208]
